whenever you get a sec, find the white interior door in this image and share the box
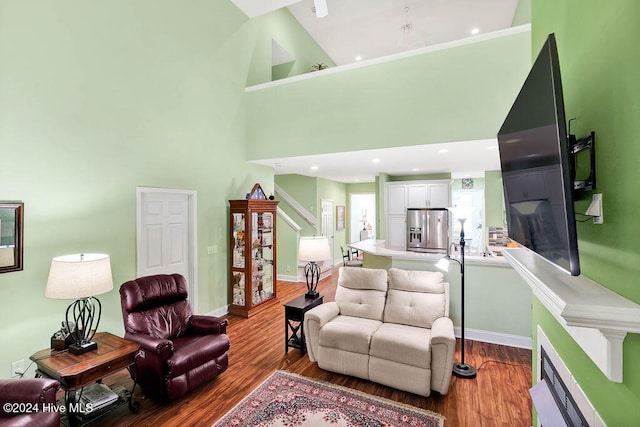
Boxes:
[137,188,197,307]
[321,199,334,264]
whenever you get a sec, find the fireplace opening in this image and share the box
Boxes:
[531,347,590,427]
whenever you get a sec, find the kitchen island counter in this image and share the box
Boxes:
[348,239,509,268]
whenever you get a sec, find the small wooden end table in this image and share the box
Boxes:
[284,294,323,355]
[30,332,139,426]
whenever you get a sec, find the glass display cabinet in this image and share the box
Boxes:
[229,184,279,317]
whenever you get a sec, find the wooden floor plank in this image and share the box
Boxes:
[86,267,532,426]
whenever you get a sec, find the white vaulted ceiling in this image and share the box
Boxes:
[232,0,522,182]
[231,0,519,65]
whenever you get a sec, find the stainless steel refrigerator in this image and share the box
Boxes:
[406,208,450,253]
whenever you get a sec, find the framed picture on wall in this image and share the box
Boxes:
[336,206,345,231]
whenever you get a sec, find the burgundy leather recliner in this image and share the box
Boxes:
[0,378,61,426]
[120,274,230,401]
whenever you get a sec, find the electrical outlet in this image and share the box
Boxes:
[592,193,603,224]
[11,360,24,378]
[286,265,291,273]
[207,246,217,255]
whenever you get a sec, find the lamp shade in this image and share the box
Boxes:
[298,236,331,262]
[45,253,114,299]
[435,256,451,272]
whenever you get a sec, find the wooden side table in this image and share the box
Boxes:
[30,332,139,426]
[284,294,323,355]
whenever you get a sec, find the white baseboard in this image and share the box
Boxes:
[456,326,532,350]
[277,274,299,282]
[293,265,335,282]
[205,302,531,350]
[205,305,230,318]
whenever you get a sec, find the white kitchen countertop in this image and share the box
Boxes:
[348,239,509,267]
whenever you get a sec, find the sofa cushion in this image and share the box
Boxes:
[319,315,382,355]
[370,323,431,369]
[384,268,448,328]
[335,267,388,321]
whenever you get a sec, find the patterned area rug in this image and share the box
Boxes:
[213,371,444,427]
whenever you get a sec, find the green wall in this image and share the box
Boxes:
[0,0,314,378]
[512,0,532,26]
[275,175,348,271]
[484,170,505,232]
[274,175,318,278]
[375,174,390,239]
[245,8,335,86]
[275,213,299,279]
[388,173,452,182]
[532,1,640,424]
[275,174,318,235]
[346,183,376,194]
[389,258,531,338]
[245,28,532,160]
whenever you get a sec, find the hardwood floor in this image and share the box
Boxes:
[91,267,532,426]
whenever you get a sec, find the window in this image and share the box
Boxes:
[451,187,484,254]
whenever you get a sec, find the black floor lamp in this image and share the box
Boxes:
[436,218,477,379]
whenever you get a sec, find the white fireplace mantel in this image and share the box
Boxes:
[504,248,640,382]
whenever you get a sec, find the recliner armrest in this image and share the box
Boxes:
[304,301,340,327]
[0,379,60,405]
[190,315,229,335]
[303,302,340,362]
[430,316,455,344]
[429,316,456,395]
[125,332,173,359]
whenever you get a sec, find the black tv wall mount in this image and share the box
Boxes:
[568,130,596,193]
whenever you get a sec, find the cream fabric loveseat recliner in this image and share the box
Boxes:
[304,267,455,397]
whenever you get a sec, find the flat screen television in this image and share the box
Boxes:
[497,33,580,276]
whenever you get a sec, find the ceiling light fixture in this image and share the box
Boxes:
[372,158,381,163]
[438,149,449,154]
[471,28,480,35]
[310,165,319,171]
[401,5,413,33]
[355,55,362,61]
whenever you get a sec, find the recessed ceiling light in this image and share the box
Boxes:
[372,158,381,163]
[355,55,363,61]
[437,149,449,154]
[471,28,480,35]
[310,165,319,171]
[487,145,498,150]
[412,168,420,172]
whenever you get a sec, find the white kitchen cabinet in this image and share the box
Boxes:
[387,184,407,215]
[385,180,451,250]
[407,181,451,208]
[387,215,406,250]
